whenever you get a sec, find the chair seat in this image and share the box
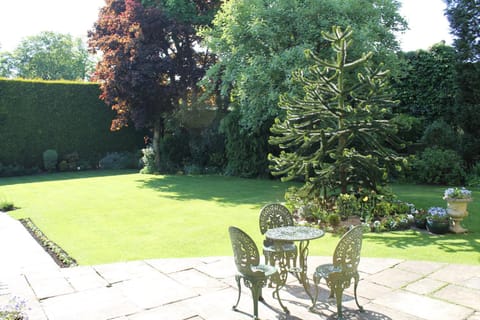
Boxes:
[251,264,277,276]
[263,240,297,253]
[314,263,342,278]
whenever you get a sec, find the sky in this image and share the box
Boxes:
[0,0,453,53]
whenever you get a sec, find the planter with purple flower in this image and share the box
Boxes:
[443,187,472,233]
[426,207,450,234]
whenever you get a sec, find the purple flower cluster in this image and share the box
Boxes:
[0,296,29,320]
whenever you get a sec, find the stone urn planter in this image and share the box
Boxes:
[445,198,471,233]
[443,187,473,234]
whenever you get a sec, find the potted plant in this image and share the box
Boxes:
[426,207,450,234]
[443,187,472,233]
[413,208,428,229]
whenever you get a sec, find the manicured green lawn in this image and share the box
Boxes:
[1,171,479,265]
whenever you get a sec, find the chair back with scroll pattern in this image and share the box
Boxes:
[229,226,261,277]
[259,203,294,235]
[332,225,363,276]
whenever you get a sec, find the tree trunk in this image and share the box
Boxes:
[153,118,161,171]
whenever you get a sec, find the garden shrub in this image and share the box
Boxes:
[466,161,480,187]
[0,163,38,177]
[140,145,156,174]
[0,200,15,211]
[99,152,137,170]
[335,193,359,220]
[183,164,203,175]
[220,109,272,178]
[326,213,341,227]
[42,149,58,171]
[421,120,459,150]
[411,147,466,185]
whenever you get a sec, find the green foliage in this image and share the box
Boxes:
[445,0,480,62]
[219,109,272,177]
[140,145,156,174]
[381,214,410,231]
[466,162,480,187]
[335,193,359,220]
[200,0,405,178]
[269,26,404,195]
[0,163,39,177]
[42,149,58,171]
[2,31,94,80]
[89,0,213,170]
[158,131,191,173]
[326,213,341,227]
[0,199,14,211]
[0,79,144,170]
[411,147,466,185]
[421,119,460,150]
[393,44,458,125]
[99,152,138,170]
[201,0,405,132]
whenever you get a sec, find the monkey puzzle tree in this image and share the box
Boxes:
[269,27,404,197]
[88,0,210,169]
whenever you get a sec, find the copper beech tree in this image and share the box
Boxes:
[88,0,214,169]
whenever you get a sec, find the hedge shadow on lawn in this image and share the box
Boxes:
[0,169,138,186]
[364,231,480,255]
[136,174,292,205]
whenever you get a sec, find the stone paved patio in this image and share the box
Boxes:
[1,213,479,320]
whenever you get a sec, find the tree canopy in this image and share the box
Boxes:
[445,0,480,62]
[88,0,215,169]
[0,31,94,80]
[200,0,406,133]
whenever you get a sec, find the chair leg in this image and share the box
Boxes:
[310,273,321,311]
[353,274,364,312]
[251,282,262,320]
[333,283,345,320]
[232,275,242,311]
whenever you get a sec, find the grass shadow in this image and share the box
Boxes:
[136,174,295,206]
[0,169,138,186]
[364,230,480,259]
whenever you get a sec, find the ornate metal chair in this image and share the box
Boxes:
[228,226,289,319]
[259,203,297,270]
[311,225,364,319]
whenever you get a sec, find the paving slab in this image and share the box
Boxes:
[433,284,480,310]
[60,265,109,291]
[374,290,473,320]
[41,286,141,320]
[366,267,424,289]
[126,298,199,320]
[358,258,403,275]
[428,264,480,284]
[93,260,159,284]
[115,273,198,310]
[25,270,75,299]
[404,277,447,295]
[395,260,447,276]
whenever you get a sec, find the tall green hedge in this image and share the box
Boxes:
[0,78,144,169]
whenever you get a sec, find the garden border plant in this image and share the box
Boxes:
[19,218,77,267]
